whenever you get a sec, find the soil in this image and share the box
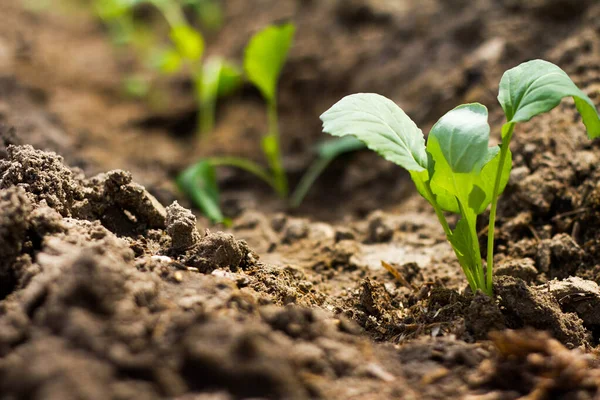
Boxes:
[1,0,600,399]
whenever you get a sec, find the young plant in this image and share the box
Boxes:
[93,0,138,46]
[153,0,245,135]
[321,60,599,295]
[244,23,296,197]
[178,23,295,222]
[94,0,240,135]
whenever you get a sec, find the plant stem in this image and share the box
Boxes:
[152,0,185,28]
[422,182,452,238]
[467,216,489,295]
[195,68,215,137]
[486,123,515,293]
[206,156,278,191]
[264,100,288,197]
[290,156,333,208]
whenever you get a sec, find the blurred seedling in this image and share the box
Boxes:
[178,23,295,223]
[92,0,240,135]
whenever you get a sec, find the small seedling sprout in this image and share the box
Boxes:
[321,59,599,295]
[178,23,295,222]
[244,23,296,197]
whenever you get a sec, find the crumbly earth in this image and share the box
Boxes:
[1,0,600,399]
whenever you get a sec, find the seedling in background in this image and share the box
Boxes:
[93,0,239,135]
[181,0,224,32]
[94,0,138,45]
[244,23,296,198]
[178,23,295,223]
[321,60,599,295]
[151,0,243,136]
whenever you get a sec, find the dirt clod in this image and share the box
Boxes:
[495,276,589,348]
[495,258,539,283]
[545,277,600,327]
[188,231,256,273]
[0,186,31,298]
[0,145,83,216]
[166,201,201,251]
[465,291,506,340]
[477,329,600,398]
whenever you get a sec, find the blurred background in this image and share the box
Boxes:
[1,0,598,221]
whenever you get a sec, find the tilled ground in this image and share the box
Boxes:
[2,143,600,399]
[1,0,600,399]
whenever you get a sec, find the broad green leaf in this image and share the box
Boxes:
[216,61,243,98]
[200,58,242,102]
[244,23,295,103]
[177,161,224,223]
[498,59,600,138]
[425,103,495,214]
[426,136,469,213]
[428,103,490,173]
[320,93,428,172]
[170,25,204,61]
[426,139,511,215]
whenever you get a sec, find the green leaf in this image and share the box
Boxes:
[153,48,183,74]
[216,61,243,98]
[320,93,428,172]
[469,146,512,214]
[199,58,242,102]
[95,0,134,19]
[428,103,490,173]
[498,59,600,138]
[170,24,204,61]
[244,23,295,103]
[197,58,242,134]
[177,161,224,223]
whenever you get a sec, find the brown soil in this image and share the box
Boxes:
[1,0,600,399]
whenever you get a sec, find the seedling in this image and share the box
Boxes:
[321,60,599,295]
[244,23,296,197]
[93,0,138,45]
[93,0,240,135]
[178,23,295,222]
[150,0,243,136]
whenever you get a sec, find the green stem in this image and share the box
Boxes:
[206,156,278,191]
[199,97,215,136]
[263,100,288,197]
[152,0,185,28]
[422,181,452,238]
[194,68,215,137]
[486,123,515,294]
[467,216,488,295]
[290,156,333,208]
